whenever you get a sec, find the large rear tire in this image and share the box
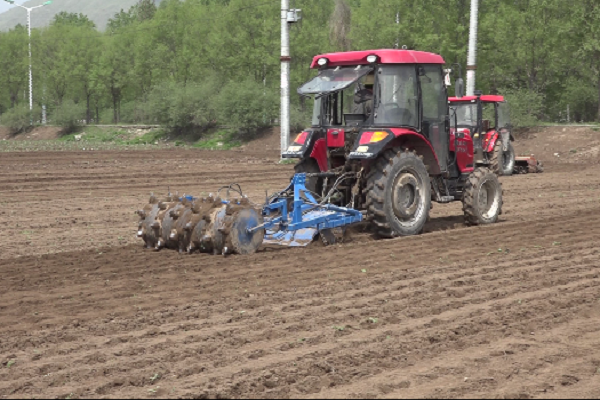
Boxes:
[463,167,503,226]
[490,140,515,176]
[366,149,431,238]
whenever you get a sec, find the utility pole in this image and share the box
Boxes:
[4,0,53,116]
[280,0,291,157]
[466,0,479,96]
[394,11,400,49]
[280,2,301,158]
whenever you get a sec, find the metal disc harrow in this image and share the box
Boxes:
[137,191,265,256]
[136,174,364,255]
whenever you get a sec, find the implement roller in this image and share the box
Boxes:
[136,174,363,255]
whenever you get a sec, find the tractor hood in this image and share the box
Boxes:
[298,65,374,96]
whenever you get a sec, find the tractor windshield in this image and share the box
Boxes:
[298,65,374,95]
[452,103,478,127]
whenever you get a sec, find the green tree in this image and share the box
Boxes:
[52,12,96,29]
[0,25,28,108]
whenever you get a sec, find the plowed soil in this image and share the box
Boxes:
[1,128,600,399]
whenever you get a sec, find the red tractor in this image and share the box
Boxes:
[283,49,503,238]
[449,94,543,176]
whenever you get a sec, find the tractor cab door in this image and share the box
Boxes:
[497,101,512,151]
[419,65,449,174]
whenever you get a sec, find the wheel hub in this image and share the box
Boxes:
[393,173,420,220]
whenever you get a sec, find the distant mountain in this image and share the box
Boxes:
[0,0,27,15]
[0,0,162,31]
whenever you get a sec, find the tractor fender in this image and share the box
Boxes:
[282,128,327,171]
[485,130,512,153]
[349,128,441,175]
[309,138,328,171]
[484,131,499,153]
[388,130,442,175]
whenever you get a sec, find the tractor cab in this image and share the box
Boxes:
[449,94,515,175]
[286,50,452,177]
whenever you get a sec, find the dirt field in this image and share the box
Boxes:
[1,128,600,399]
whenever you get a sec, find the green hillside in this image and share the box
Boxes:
[0,0,159,31]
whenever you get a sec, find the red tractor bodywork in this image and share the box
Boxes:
[310,49,445,68]
[449,128,475,173]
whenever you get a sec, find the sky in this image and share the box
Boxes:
[0,1,28,14]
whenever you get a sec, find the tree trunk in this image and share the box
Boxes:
[597,53,600,122]
[111,86,121,124]
[86,93,91,125]
[113,96,118,124]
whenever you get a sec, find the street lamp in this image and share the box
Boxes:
[4,0,52,115]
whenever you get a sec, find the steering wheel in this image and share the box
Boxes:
[381,103,412,124]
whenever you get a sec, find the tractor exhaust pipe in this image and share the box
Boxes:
[466,0,479,96]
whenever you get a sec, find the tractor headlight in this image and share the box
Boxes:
[317,58,328,67]
[366,55,379,64]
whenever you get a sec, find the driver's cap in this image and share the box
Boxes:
[364,73,375,86]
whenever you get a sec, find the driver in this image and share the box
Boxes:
[353,72,375,116]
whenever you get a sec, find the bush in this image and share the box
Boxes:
[144,77,221,134]
[500,88,545,128]
[216,78,278,137]
[290,103,313,133]
[0,104,42,134]
[120,101,148,124]
[53,100,86,133]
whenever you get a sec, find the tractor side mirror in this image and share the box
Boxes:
[455,78,464,98]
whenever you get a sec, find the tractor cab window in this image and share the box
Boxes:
[373,65,418,128]
[419,65,448,173]
[300,65,374,127]
[310,81,364,126]
[482,104,495,131]
[497,101,511,132]
[311,97,322,126]
[453,103,478,128]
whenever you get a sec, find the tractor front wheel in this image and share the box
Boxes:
[462,167,503,226]
[366,149,431,238]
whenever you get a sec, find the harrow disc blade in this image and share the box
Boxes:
[225,208,265,255]
[205,207,227,255]
[172,207,194,253]
[161,203,185,250]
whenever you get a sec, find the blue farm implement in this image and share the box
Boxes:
[137,174,363,255]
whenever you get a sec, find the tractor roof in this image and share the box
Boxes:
[448,95,505,103]
[310,49,445,69]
